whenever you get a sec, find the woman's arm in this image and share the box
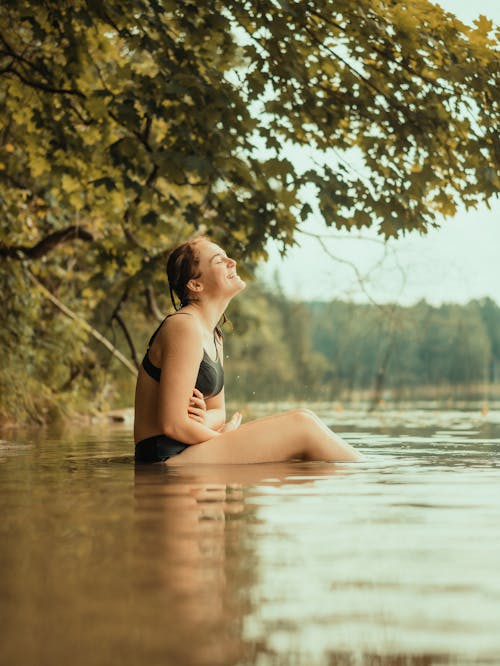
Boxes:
[188,388,226,429]
[189,387,241,432]
[157,316,221,445]
[204,388,226,429]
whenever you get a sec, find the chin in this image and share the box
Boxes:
[235,278,246,292]
[226,276,246,295]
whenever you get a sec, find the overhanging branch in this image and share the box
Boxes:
[28,272,138,377]
[0,225,93,259]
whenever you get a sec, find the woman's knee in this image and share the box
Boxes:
[285,409,329,459]
[287,408,318,425]
[285,409,320,438]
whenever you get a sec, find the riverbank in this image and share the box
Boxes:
[2,382,499,434]
[73,397,500,433]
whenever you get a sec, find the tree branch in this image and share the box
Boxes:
[28,272,137,376]
[297,228,388,312]
[0,30,51,79]
[109,288,141,370]
[0,225,93,259]
[145,285,165,322]
[302,23,417,128]
[2,64,86,98]
[112,312,140,370]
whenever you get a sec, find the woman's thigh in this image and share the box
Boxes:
[167,410,311,466]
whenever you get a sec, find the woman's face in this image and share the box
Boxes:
[194,240,246,299]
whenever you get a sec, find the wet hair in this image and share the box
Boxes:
[166,235,226,338]
[166,236,206,311]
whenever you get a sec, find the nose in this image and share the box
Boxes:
[227,256,236,268]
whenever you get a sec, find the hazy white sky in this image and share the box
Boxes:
[259,1,500,306]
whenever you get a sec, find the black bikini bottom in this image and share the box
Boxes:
[135,434,189,464]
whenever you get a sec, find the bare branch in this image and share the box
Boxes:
[299,228,386,245]
[28,272,138,376]
[112,312,140,370]
[297,227,407,313]
[145,285,165,322]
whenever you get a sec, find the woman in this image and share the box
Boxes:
[134,235,362,465]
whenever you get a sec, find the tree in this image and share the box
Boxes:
[417,302,491,386]
[478,298,500,383]
[1,1,499,421]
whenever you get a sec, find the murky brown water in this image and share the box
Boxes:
[1,406,499,666]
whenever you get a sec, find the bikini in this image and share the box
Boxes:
[135,313,224,464]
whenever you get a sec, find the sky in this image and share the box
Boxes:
[258,1,500,307]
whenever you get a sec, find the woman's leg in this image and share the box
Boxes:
[167,409,362,465]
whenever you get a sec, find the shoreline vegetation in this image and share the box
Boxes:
[2,387,498,437]
[2,4,499,430]
[1,284,500,429]
[2,383,499,436]
[97,382,500,426]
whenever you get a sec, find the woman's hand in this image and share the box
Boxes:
[187,388,207,424]
[218,411,242,433]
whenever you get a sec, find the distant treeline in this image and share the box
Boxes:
[224,283,500,403]
[2,275,500,425]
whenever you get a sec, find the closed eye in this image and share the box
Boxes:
[210,251,228,264]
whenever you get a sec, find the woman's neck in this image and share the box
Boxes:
[184,298,229,333]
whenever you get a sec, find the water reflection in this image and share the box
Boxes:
[1,410,500,665]
[131,462,347,665]
[133,470,237,663]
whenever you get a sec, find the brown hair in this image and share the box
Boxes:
[166,235,226,338]
[166,236,206,311]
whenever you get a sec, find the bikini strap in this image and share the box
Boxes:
[146,312,192,349]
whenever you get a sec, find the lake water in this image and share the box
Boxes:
[1,405,499,666]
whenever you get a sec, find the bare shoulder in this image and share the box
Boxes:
[159,313,204,352]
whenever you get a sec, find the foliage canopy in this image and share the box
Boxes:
[0,0,499,421]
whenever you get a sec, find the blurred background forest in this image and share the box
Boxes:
[1,1,498,425]
[130,287,500,408]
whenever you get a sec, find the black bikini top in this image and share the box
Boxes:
[141,313,224,398]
